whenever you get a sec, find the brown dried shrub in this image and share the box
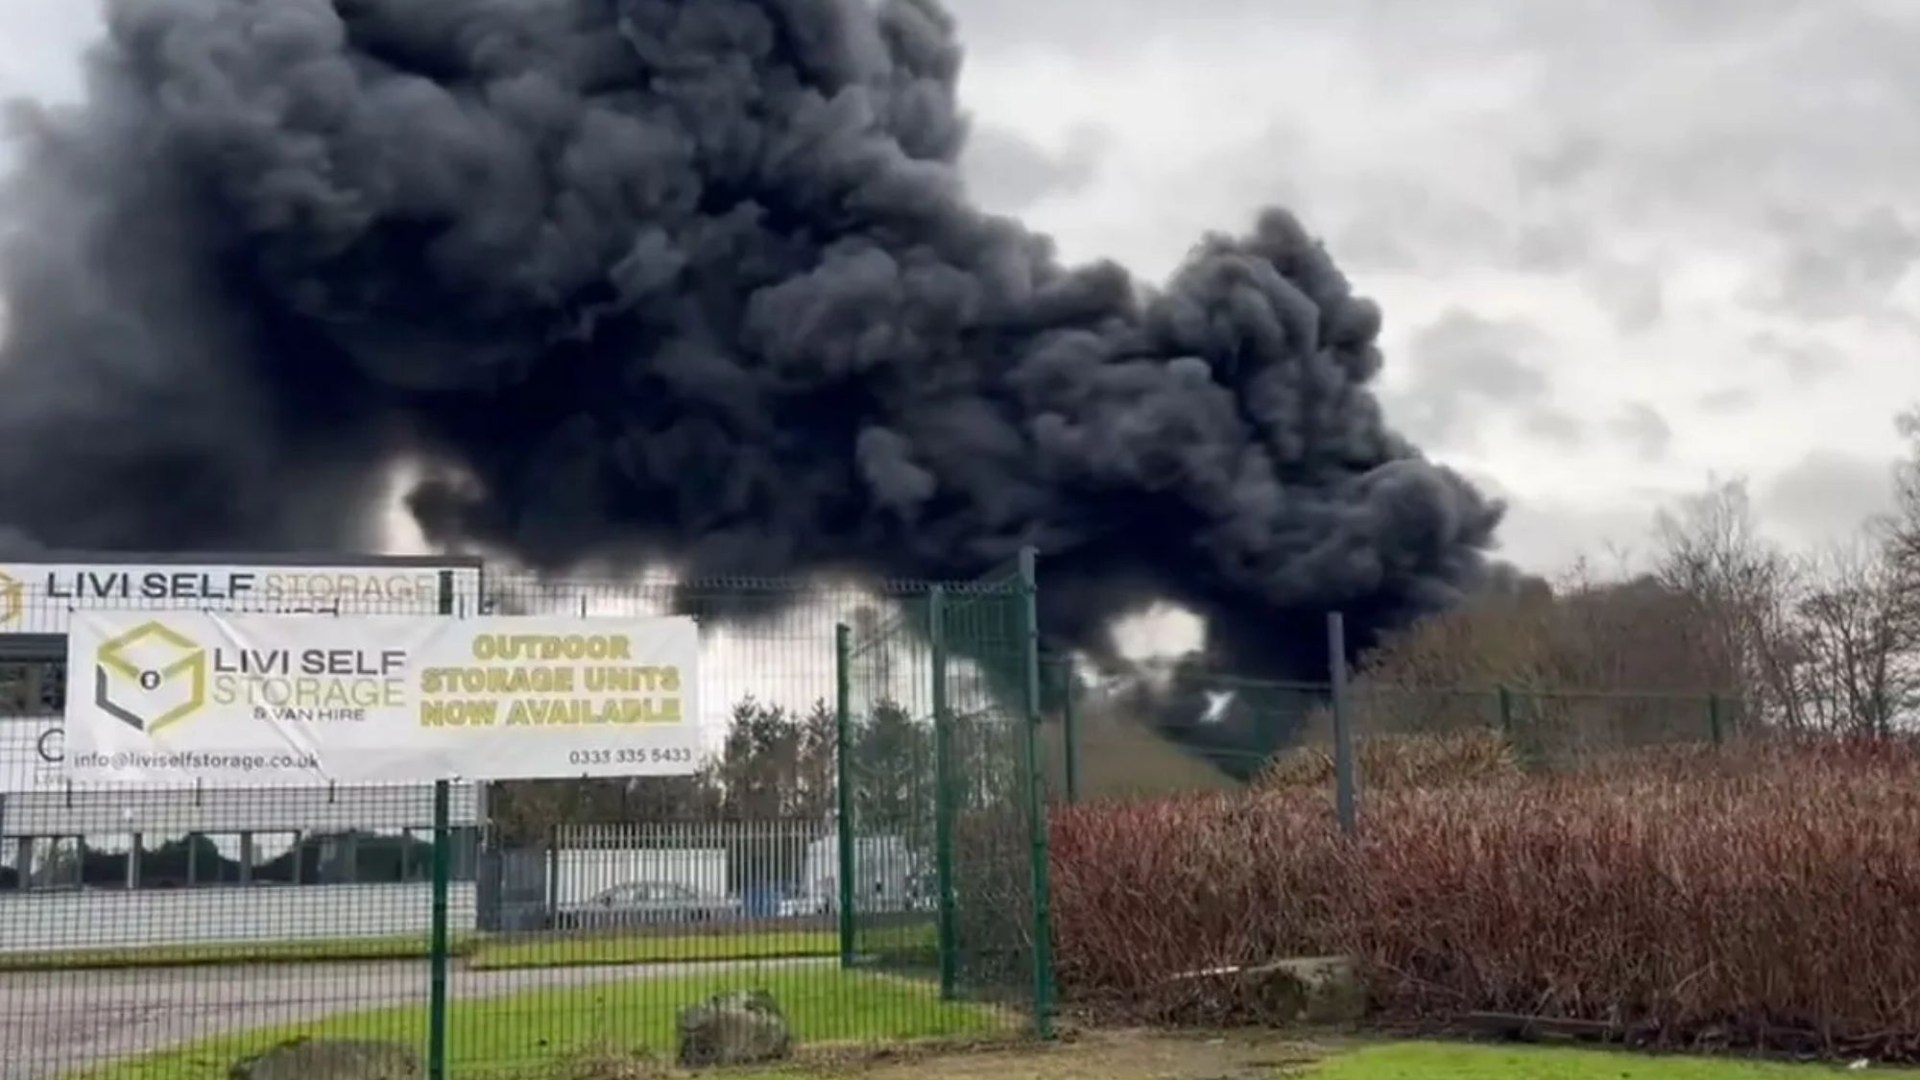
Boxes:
[1051,735,1920,1060]
[1049,790,1356,1022]
[1256,729,1520,792]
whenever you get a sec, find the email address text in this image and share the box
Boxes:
[69,749,320,774]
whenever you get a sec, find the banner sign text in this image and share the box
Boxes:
[0,561,483,635]
[61,612,701,786]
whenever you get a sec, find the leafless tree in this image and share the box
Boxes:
[1648,476,1796,700]
[1346,451,1920,744]
[1889,407,1919,635]
[1787,540,1917,735]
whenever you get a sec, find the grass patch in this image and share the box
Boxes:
[470,930,840,970]
[0,935,479,972]
[68,965,1012,1080]
[469,923,939,971]
[1307,1042,1920,1079]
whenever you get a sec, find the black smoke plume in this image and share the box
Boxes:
[0,0,1505,761]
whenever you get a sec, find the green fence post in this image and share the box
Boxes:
[1708,693,1725,746]
[427,779,451,1080]
[1016,548,1056,1038]
[929,587,959,1000]
[428,558,456,1080]
[1496,684,1514,738]
[1061,658,1081,804]
[834,622,857,969]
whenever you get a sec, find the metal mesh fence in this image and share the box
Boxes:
[1050,662,1751,804]
[837,553,1050,1026]
[0,780,472,1080]
[0,565,1048,1080]
[1341,684,1739,773]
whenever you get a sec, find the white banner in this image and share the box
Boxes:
[61,612,701,786]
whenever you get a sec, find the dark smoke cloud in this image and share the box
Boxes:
[0,0,1505,727]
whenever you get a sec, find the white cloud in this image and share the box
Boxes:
[1760,451,1899,547]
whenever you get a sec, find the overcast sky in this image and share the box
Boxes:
[2,0,1914,576]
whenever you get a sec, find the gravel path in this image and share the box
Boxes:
[1,957,825,1080]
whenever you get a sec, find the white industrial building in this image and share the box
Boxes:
[0,553,490,952]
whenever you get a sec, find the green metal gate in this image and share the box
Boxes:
[833,549,1054,1034]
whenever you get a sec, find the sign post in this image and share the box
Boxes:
[428,578,455,1080]
[428,779,452,1080]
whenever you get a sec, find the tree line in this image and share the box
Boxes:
[488,695,1027,843]
[1349,405,1920,743]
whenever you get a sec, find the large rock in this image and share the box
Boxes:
[1170,955,1368,1025]
[1244,956,1368,1024]
[675,989,795,1069]
[231,1038,422,1080]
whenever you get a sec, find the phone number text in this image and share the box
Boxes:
[567,747,696,767]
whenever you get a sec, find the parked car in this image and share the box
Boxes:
[775,879,939,918]
[778,892,829,918]
[548,881,742,931]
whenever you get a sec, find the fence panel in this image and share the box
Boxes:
[838,553,1052,1032]
[1335,686,1738,776]
[935,554,1049,1023]
[0,783,456,1080]
[0,576,472,1080]
[443,574,1038,1075]
[1503,688,1735,770]
[840,589,939,978]
[1054,666,1750,801]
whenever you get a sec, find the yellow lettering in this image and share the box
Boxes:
[496,696,681,725]
[471,634,635,662]
[421,700,499,727]
[420,666,577,694]
[583,666,683,693]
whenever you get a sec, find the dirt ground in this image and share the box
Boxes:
[796,1029,1338,1080]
